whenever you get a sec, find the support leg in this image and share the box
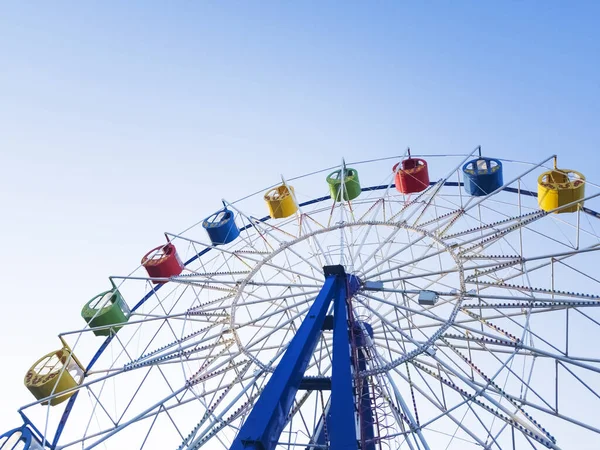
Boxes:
[230,270,341,450]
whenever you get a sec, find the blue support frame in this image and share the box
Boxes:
[230,272,339,450]
[328,274,359,450]
[353,323,375,450]
[230,266,359,450]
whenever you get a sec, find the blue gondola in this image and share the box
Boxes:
[462,157,503,196]
[202,208,240,245]
[0,426,43,450]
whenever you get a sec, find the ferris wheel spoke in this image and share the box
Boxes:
[182,270,252,278]
[469,281,600,301]
[379,362,490,448]
[177,360,254,450]
[408,182,461,230]
[238,304,311,357]
[73,375,240,450]
[185,252,321,286]
[125,337,235,372]
[513,344,600,373]
[124,327,227,371]
[185,294,236,315]
[186,359,252,398]
[454,214,550,259]
[387,182,439,224]
[178,278,321,290]
[406,366,513,450]
[187,341,301,449]
[438,210,545,241]
[426,312,562,359]
[111,274,238,293]
[463,287,596,315]
[169,231,324,284]
[286,180,338,270]
[415,351,600,438]
[236,215,280,253]
[358,292,451,331]
[188,389,263,450]
[515,402,600,437]
[362,241,443,280]
[451,199,599,261]
[418,353,558,448]
[357,197,385,223]
[353,296,456,377]
[363,265,461,312]
[261,250,324,284]
[353,225,405,274]
[436,337,557,414]
[375,266,463,284]
[368,351,432,449]
[79,383,191,449]
[453,305,571,361]
[234,296,311,331]
[248,260,306,335]
[461,301,600,316]
[365,239,456,291]
[351,174,401,262]
[298,213,332,267]
[227,288,320,311]
[227,202,327,276]
[142,403,186,449]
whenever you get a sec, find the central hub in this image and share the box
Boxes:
[323,264,362,298]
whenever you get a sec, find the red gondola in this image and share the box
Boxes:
[141,242,184,284]
[393,152,430,194]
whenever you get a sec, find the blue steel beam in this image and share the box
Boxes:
[353,323,375,450]
[230,271,342,450]
[328,275,358,450]
[299,377,332,390]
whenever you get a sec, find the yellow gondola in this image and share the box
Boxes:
[24,343,84,406]
[538,168,585,213]
[264,185,298,219]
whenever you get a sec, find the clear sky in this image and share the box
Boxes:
[1,0,599,435]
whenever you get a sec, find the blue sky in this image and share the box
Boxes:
[1,0,599,433]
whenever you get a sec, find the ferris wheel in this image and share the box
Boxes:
[3,148,600,450]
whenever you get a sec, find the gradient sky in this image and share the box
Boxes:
[1,0,599,434]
